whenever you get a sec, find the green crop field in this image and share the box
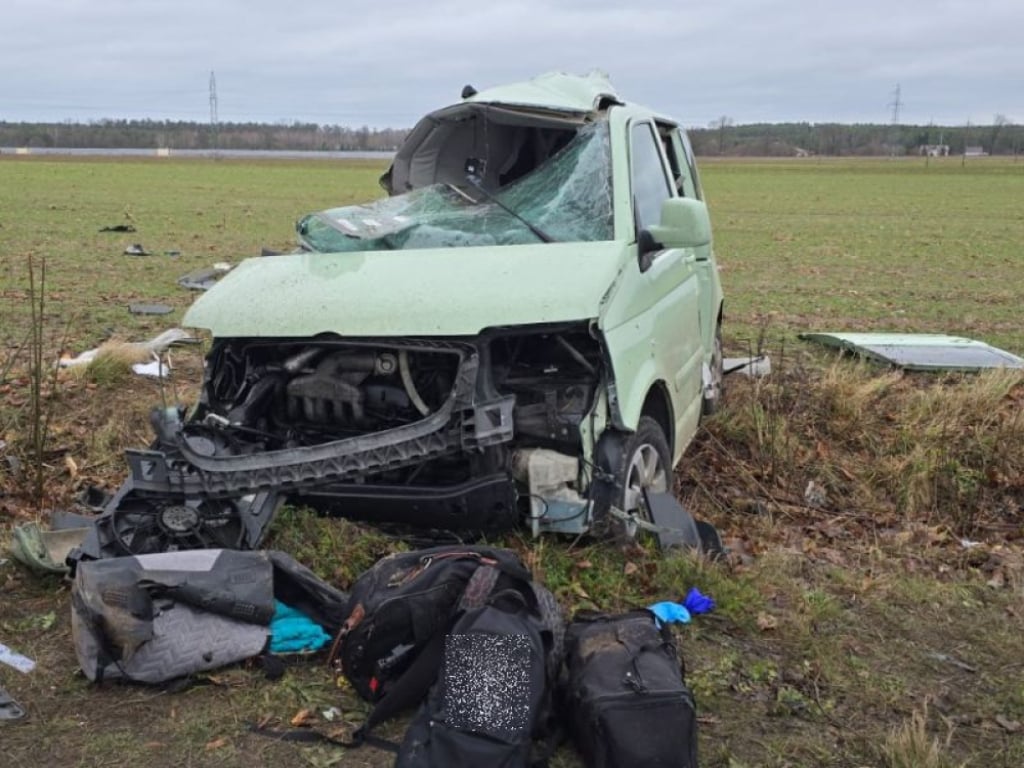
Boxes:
[705,156,1024,354]
[1,154,1022,768]
[2,154,1022,353]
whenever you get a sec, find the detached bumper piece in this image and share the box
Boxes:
[71,340,518,564]
[298,473,518,539]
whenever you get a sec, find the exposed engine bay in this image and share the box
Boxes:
[75,324,609,561]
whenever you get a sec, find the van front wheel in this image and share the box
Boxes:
[609,415,672,540]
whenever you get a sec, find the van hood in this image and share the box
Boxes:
[183,242,628,338]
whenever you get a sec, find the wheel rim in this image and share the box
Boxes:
[622,443,669,517]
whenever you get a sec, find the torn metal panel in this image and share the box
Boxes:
[800,332,1024,371]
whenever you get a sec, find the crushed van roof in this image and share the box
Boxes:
[464,70,621,114]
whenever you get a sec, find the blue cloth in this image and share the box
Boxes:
[648,601,692,627]
[683,587,716,615]
[269,600,331,654]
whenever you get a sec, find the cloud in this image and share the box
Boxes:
[2,0,1021,126]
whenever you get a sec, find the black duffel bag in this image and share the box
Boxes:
[565,610,698,768]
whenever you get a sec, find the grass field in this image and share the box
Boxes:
[1,154,1023,767]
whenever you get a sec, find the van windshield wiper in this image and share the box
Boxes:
[465,174,556,244]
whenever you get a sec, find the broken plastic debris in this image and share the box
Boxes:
[0,686,26,721]
[178,263,233,291]
[9,522,89,574]
[132,357,172,379]
[128,303,173,315]
[0,643,36,674]
[124,243,151,256]
[724,356,771,378]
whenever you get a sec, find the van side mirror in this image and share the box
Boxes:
[647,197,711,250]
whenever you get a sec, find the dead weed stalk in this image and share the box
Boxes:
[882,703,961,768]
[25,256,70,508]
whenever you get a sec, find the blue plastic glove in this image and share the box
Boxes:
[683,587,716,615]
[647,601,692,627]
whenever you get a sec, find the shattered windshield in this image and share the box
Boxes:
[297,122,612,252]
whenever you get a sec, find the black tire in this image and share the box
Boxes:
[607,415,672,541]
[702,323,724,418]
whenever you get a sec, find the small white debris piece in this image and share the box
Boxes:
[723,356,771,378]
[0,642,36,674]
[132,356,172,379]
[804,480,827,508]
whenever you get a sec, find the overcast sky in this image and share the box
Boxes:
[3,0,1021,128]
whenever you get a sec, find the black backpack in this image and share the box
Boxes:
[564,610,698,768]
[329,545,563,747]
[395,568,555,767]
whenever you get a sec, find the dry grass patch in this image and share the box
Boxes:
[882,704,960,768]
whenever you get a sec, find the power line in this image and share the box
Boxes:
[209,71,219,150]
[888,83,903,125]
[887,83,903,157]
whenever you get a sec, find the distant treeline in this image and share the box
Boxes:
[687,119,1023,157]
[0,119,407,152]
[1,118,1021,157]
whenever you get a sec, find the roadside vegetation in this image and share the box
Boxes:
[1,155,1021,766]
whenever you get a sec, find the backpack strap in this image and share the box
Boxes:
[250,633,448,754]
[357,627,446,737]
[457,564,501,611]
[249,722,401,753]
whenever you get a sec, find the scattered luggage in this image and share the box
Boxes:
[396,568,556,767]
[330,545,563,764]
[71,548,348,684]
[564,610,699,768]
[65,539,705,767]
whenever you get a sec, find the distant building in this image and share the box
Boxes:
[919,144,950,157]
[794,147,813,158]
[964,146,988,157]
